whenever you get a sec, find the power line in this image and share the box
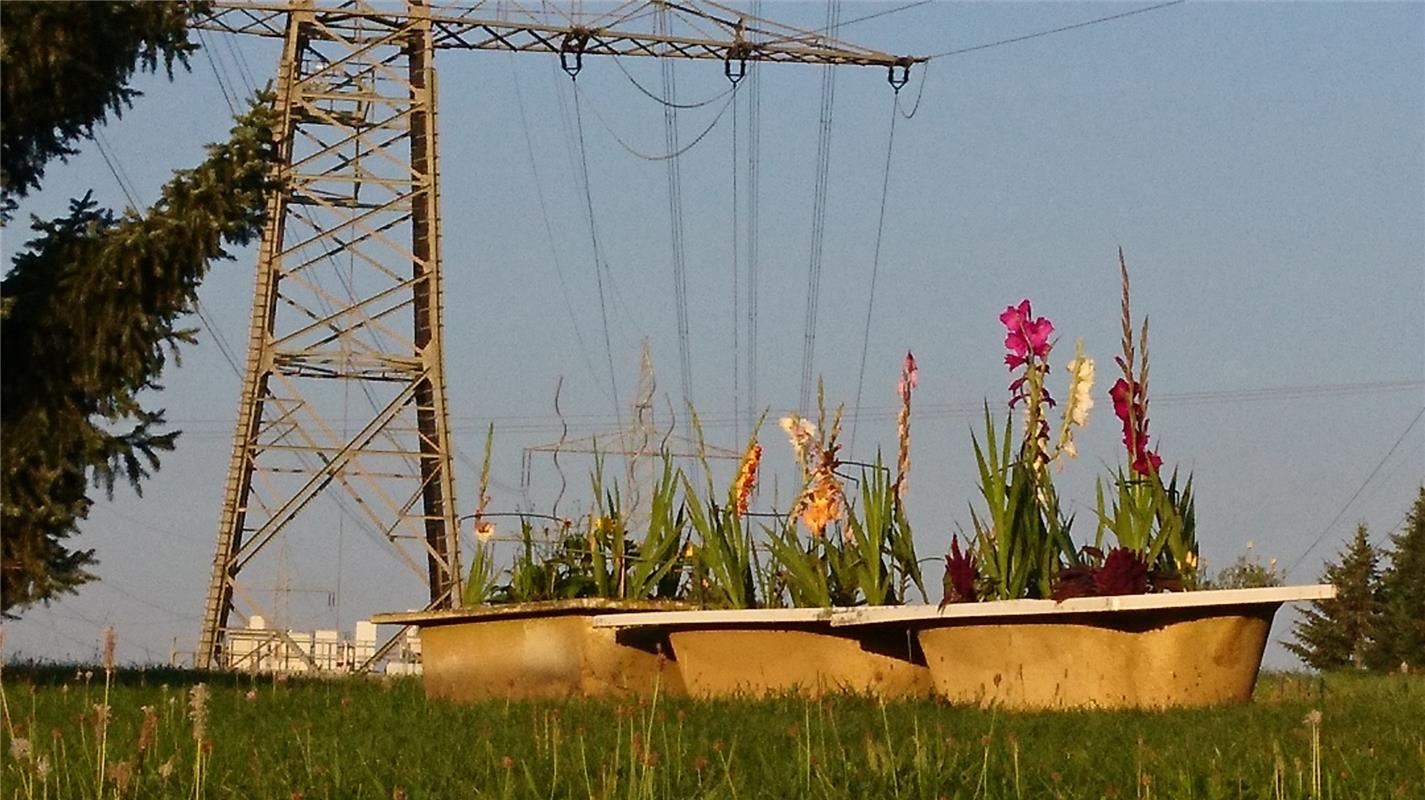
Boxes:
[573,78,737,162]
[928,0,1187,59]
[849,92,902,454]
[610,53,736,109]
[508,56,603,391]
[730,73,741,446]
[799,0,841,414]
[838,0,934,31]
[744,4,763,434]
[92,132,140,210]
[659,4,696,438]
[1284,404,1425,577]
[570,80,626,435]
[160,379,1425,433]
[195,27,240,115]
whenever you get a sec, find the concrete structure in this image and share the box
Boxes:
[373,600,684,701]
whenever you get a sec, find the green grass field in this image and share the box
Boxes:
[2,665,1421,799]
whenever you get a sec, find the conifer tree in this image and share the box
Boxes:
[1,2,277,614]
[1286,524,1381,670]
[1370,487,1425,671]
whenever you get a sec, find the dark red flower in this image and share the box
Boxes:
[1092,548,1150,596]
[1051,564,1097,601]
[940,535,979,606]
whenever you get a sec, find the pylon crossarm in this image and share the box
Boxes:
[199,2,924,68]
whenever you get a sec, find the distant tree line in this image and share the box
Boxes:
[1287,487,1425,672]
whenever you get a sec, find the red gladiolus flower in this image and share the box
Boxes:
[1109,377,1160,477]
[1092,547,1150,596]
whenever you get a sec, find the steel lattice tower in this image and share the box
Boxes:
[195,0,919,671]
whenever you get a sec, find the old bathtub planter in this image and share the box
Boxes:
[592,607,933,698]
[371,599,686,702]
[831,584,1336,709]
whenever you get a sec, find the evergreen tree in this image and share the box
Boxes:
[1286,524,1381,670]
[1,2,277,615]
[0,2,196,220]
[1370,487,1425,671]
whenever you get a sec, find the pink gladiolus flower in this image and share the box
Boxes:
[998,299,1029,331]
[1001,299,1054,367]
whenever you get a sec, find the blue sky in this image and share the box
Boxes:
[3,1,1422,667]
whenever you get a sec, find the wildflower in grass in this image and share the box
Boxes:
[108,760,134,795]
[940,534,979,607]
[102,626,116,671]
[244,689,257,702]
[9,736,30,762]
[138,705,158,751]
[895,351,917,502]
[188,683,209,742]
[35,755,50,781]
[158,756,175,780]
[92,702,111,734]
[732,441,762,516]
[475,521,495,542]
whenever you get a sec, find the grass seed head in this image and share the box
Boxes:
[189,683,209,742]
[102,626,116,671]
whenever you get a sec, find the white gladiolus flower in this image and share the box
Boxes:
[778,415,817,465]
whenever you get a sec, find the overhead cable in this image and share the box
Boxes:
[798,0,841,413]
[570,81,627,434]
[657,8,696,434]
[1284,404,1425,577]
[572,79,736,162]
[849,92,901,454]
[508,56,603,391]
[744,4,763,432]
[611,53,737,109]
[928,0,1186,59]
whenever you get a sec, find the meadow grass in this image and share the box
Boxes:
[2,664,1421,799]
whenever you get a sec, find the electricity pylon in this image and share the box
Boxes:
[195,0,920,671]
